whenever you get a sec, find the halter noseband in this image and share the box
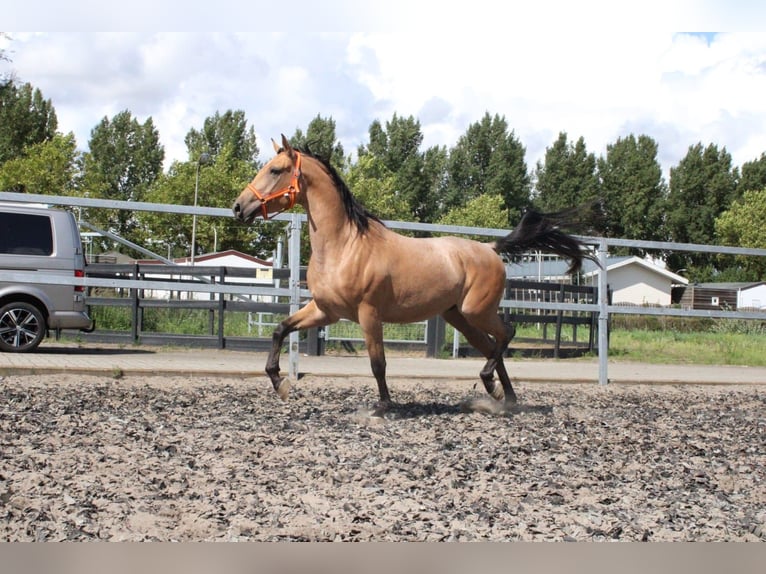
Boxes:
[245,151,302,221]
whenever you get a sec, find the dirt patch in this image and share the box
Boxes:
[1,373,764,541]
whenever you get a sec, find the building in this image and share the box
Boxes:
[508,255,689,306]
[132,249,275,301]
[676,282,766,311]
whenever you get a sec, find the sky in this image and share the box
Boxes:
[4,1,766,181]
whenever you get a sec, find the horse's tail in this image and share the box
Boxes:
[492,205,600,274]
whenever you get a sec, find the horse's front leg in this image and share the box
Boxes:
[267,300,333,400]
[358,306,391,417]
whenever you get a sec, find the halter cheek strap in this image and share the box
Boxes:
[246,152,302,221]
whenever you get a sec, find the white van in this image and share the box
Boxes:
[0,203,94,352]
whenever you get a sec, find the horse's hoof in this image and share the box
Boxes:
[490,382,505,402]
[275,377,291,401]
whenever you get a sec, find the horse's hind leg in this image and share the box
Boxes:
[442,307,516,402]
[479,315,517,406]
[266,300,333,400]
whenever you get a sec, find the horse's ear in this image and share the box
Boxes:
[271,138,280,153]
[281,134,294,156]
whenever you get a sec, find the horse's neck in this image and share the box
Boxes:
[303,187,359,257]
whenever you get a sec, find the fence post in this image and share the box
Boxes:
[597,238,609,385]
[287,213,302,379]
[130,263,140,343]
[217,267,225,349]
[426,316,445,357]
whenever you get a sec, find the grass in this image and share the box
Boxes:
[607,329,766,366]
[87,305,766,367]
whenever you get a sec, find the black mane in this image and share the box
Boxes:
[294,147,383,234]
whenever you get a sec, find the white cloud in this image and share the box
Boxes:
[3,26,766,183]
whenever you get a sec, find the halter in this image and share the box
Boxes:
[245,151,302,220]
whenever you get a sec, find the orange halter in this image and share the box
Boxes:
[245,151,302,220]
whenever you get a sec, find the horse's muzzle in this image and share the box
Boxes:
[232,199,261,224]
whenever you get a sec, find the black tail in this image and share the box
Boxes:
[493,206,600,274]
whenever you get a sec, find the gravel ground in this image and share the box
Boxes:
[0,373,764,541]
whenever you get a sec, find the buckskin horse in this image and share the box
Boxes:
[233,135,596,416]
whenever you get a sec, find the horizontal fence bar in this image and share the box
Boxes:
[0,271,312,298]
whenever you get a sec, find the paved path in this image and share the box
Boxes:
[1,341,765,385]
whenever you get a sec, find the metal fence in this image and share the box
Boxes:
[2,190,766,386]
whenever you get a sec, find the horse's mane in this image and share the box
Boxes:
[292,147,383,234]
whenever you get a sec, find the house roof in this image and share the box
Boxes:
[133,249,272,267]
[508,255,689,284]
[687,282,766,291]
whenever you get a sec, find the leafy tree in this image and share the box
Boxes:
[714,188,766,280]
[0,132,81,195]
[437,194,511,241]
[443,113,530,219]
[0,80,58,165]
[290,115,345,170]
[357,114,443,224]
[138,143,276,260]
[80,110,164,244]
[344,154,409,221]
[534,132,599,212]
[739,153,766,194]
[666,142,738,272]
[184,110,259,169]
[596,134,667,248]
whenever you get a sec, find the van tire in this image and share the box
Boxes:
[0,301,47,353]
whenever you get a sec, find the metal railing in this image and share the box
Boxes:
[2,190,766,386]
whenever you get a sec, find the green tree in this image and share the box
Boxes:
[184,110,259,169]
[443,113,530,219]
[666,142,738,273]
[138,143,275,260]
[534,132,599,212]
[358,114,443,223]
[290,115,345,170]
[437,194,511,241]
[80,110,164,244]
[739,153,766,194]
[0,80,58,165]
[0,132,81,195]
[344,154,409,221]
[714,188,766,281]
[597,134,667,247]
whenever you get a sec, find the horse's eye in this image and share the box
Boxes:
[270,167,284,176]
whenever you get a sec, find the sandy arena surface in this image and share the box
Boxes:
[1,372,764,541]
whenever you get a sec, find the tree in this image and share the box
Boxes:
[596,134,667,247]
[666,142,738,273]
[344,154,409,221]
[437,194,510,241]
[0,132,81,195]
[534,132,599,212]
[443,113,530,219]
[739,153,766,194]
[0,80,58,166]
[138,143,276,260]
[714,188,766,280]
[80,110,164,244]
[357,114,443,223]
[184,110,259,169]
[289,115,345,170]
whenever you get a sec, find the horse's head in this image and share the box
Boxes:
[232,134,302,223]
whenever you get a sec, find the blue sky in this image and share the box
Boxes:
[4,2,766,180]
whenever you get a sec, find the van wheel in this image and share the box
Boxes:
[0,302,47,353]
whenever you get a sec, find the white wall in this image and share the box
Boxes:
[738,284,766,309]
[608,265,673,306]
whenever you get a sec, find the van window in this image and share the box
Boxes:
[0,212,54,255]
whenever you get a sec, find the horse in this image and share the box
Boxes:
[233,134,597,416]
